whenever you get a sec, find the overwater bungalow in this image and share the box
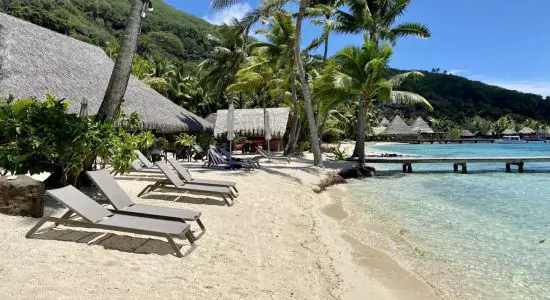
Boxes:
[460,130,475,139]
[410,117,435,135]
[502,128,517,135]
[381,116,418,140]
[213,108,290,151]
[518,127,536,137]
[0,13,211,134]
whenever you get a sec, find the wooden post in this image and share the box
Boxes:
[506,163,511,172]
[462,163,468,174]
[518,162,524,173]
[402,163,407,173]
[407,164,413,173]
[453,163,459,172]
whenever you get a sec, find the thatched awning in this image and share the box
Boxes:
[502,129,517,135]
[372,126,386,136]
[460,130,474,138]
[205,113,217,125]
[0,13,212,133]
[382,116,416,135]
[213,107,290,137]
[518,127,536,134]
[410,117,434,134]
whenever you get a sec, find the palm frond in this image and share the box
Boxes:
[388,71,424,88]
[388,91,433,111]
[390,22,431,39]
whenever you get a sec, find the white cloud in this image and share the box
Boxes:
[203,3,252,25]
[447,69,468,75]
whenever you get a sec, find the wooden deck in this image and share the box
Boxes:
[364,156,550,173]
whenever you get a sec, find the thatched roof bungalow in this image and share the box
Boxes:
[502,128,517,135]
[410,117,434,134]
[372,126,387,136]
[205,113,217,125]
[213,108,290,151]
[0,13,211,133]
[382,116,417,137]
[518,127,536,135]
[460,130,474,138]
[378,117,390,127]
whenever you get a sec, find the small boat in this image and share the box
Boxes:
[495,135,527,144]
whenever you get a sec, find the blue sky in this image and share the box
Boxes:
[167,0,550,96]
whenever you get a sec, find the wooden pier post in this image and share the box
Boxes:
[462,163,468,174]
[505,163,511,172]
[518,162,524,173]
[402,163,407,173]
[453,163,459,172]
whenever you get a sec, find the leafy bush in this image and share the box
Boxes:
[331,143,347,161]
[0,95,153,185]
[175,133,196,147]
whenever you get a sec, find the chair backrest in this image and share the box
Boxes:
[46,186,113,223]
[86,170,135,209]
[209,148,225,164]
[131,160,145,171]
[156,161,185,187]
[134,150,155,168]
[217,147,230,158]
[167,158,194,182]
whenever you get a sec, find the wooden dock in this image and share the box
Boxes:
[363,156,550,173]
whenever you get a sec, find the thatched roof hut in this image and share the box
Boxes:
[410,117,434,134]
[0,13,211,133]
[518,127,536,135]
[213,108,290,137]
[502,128,517,135]
[382,116,416,136]
[460,130,474,138]
[378,117,390,127]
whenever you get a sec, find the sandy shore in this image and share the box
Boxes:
[0,152,437,299]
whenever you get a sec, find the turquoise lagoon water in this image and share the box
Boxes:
[333,143,550,299]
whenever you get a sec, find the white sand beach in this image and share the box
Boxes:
[0,153,437,299]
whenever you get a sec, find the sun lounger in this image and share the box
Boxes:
[131,160,162,173]
[137,161,235,206]
[26,186,196,257]
[167,158,238,197]
[204,148,256,170]
[86,169,206,240]
[217,147,261,168]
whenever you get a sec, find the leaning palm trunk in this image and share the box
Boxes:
[285,61,300,155]
[357,96,367,164]
[295,0,323,167]
[96,0,145,121]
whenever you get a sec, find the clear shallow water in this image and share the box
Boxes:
[337,143,550,299]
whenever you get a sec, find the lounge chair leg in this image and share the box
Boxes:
[183,231,197,256]
[54,210,74,226]
[221,194,233,206]
[194,218,206,240]
[25,217,49,238]
[165,234,184,258]
[137,185,152,197]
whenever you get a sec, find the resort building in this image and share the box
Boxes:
[460,130,475,139]
[0,13,211,134]
[410,116,435,135]
[381,115,419,140]
[213,108,290,151]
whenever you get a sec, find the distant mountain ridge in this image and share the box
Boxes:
[1,0,548,123]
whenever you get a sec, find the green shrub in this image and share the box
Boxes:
[175,133,196,147]
[0,95,153,185]
[331,143,347,161]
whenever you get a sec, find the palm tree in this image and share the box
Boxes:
[305,0,344,62]
[211,0,324,167]
[316,37,432,164]
[250,11,301,155]
[199,21,248,104]
[334,0,430,158]
[296,0,324,167]
[335,0,431,43]
[97,0,151,121]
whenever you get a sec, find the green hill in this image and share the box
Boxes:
[2,1,549,124]
[389,69,550,123]
[0,0,217,60]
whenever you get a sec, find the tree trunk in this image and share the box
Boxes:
[96,0,146,122]
[323,28,329,63]
[350,108,362,158]
[357,96,366,164]
[295,0,323,167]
[285,58,300,155]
